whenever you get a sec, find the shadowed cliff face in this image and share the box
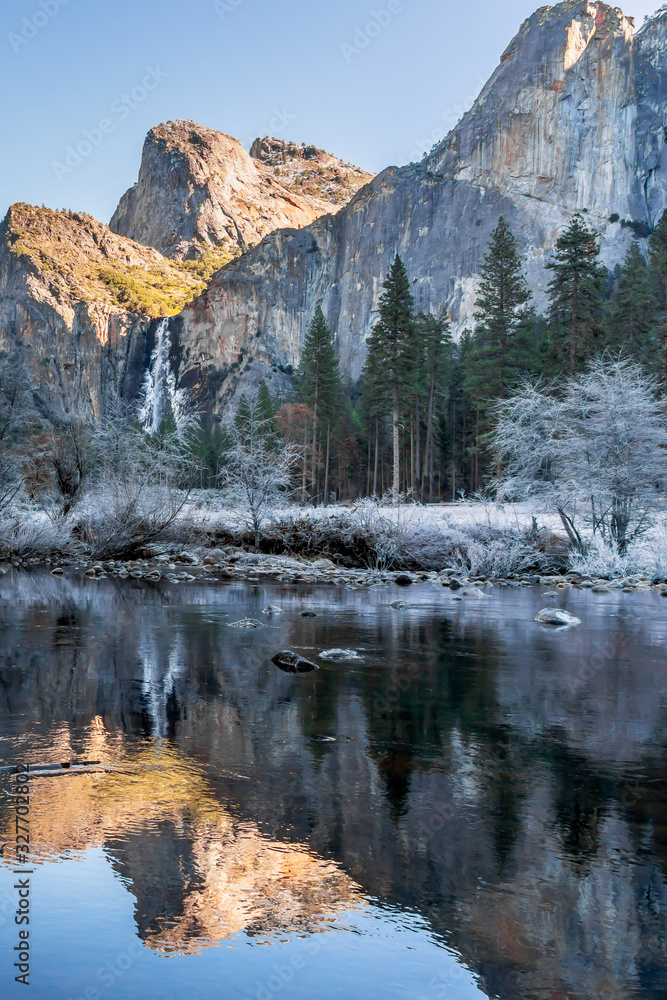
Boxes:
[0,571,666,998]
[173,2,667,409]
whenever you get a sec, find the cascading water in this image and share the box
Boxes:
[139,319,190,435]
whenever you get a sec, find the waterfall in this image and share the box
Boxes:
[139,319,190,435]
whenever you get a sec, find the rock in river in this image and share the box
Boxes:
[318,649,363,662]
[228,619,265,629]
[272,651,319,674]
[394,574,413,587]
[535,608,582,628]
[263,604,285,616]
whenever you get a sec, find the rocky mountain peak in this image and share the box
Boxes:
[110,120,373,261]
[169,0,667,411]
[249,136,373,207]
[3,203,203,320]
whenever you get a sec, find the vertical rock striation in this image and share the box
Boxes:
[174,2,667,409]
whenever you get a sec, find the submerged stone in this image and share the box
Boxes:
[272,651,319,673]
[263,604,285,616]
[318,649,363,662]
[390,601,413,610]
[228,618,265,629]
[535,608,581,627]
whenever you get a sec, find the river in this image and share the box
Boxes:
[0,570,665,999]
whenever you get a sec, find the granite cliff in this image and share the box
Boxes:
[174,0,667,407]
[4,2,667,417]
[0,204,204,416]
[0,129,371,415]
[110,120,373,261]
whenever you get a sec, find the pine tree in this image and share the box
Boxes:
[546,213,606,373]
[363,255,416,499]
[648,212,667,387]
[466,217,533,402]
[463,218,536,485]
[605,241,656,362]
[448,332,476,499]
[297,306,342,503]
[359,336,385,496]
[416,312,453,500]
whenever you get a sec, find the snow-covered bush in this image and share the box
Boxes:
[568,526,667,582]
[493,357,667,554]
[73,405,193,560]
[222,392,300,547]
[74,485,189,560]
[0,508,74,561]
[451,529,553,578]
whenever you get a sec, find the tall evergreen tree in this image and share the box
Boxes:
[359,338,385,496]
[297,306,342,503]
[363,255,416,498]
[648,211,667,387]
[465,217,533,402]
[546,213,606,373]
[416,312,453,500]
[605,241,656,362]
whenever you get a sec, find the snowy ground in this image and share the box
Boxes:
[186,496,566,537]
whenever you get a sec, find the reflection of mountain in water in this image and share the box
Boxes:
[0,742,361,954]
[0,570,666,998]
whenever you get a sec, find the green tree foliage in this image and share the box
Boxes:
[605,241,656,363]
[417,312,454,500]
[297,307,342,503]
[465,217,533,403]
[546,213,606,373]
[362,255,416,497]
[648,211,667,387]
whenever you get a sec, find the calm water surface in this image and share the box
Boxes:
[0,570,666,1000]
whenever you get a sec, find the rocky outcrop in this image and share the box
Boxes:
[110,120,373,261]
[171,2,667,407]
[5,3,667,419]
[250,136,374,207]
[0,205,197,415]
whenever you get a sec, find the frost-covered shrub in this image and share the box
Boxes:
[258,502,564,574]
[451,526,561,578]
[568,526,667,582]
[567,534,632,579]
[0,509,74,561]
[74,485,189,560]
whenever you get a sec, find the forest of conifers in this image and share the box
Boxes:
[215,210,667,504]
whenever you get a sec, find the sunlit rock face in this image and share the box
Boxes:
[173,2,665,408]
[0,205,182,416]
[4,3,667,418]
[110,121,373,261]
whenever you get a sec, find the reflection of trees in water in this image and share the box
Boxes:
[1,572,667,997]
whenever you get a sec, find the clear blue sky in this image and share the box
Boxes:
[0,0,658,225]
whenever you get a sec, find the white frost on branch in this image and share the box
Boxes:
[492,356,667,553]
